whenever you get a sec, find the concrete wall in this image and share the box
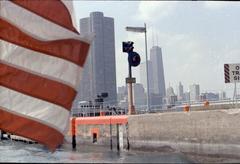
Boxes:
[66,108,240,157]
[69,123,128,150]
[128,108,240,157]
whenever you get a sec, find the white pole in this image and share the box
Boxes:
[144,23,150,113]
[233,82,237,105]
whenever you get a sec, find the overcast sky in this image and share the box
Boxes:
[73,1,240,97]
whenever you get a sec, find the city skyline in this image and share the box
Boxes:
[73,1,240,98]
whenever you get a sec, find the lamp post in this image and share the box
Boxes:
[126,23,150,112]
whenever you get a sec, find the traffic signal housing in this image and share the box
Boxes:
[122,41,134,53]
[128,51,141,67]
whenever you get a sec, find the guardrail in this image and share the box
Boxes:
[71,99,240,116]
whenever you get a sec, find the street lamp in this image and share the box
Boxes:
[125,23,150,112]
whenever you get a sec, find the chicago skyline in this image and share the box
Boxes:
[73,1,240,98]
[71,7,238,107]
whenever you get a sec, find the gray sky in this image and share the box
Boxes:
[73,1,240,97]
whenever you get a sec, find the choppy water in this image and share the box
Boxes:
[0,140,194,163]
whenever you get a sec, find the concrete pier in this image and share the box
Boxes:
[66,108,240,157]
[128,108,240,158]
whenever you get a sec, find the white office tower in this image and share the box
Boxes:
[178,82,184,101]
[189,84,200,102]
[166,86,177,105]
[133,83,147,108]
[75,12,117,106]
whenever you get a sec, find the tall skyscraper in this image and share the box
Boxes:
[150,46,166,104]
[139,46,166,106]
[75,12,117,106]
[166,85,177,105]
[133,83,146,108]
[140,61,154,93]
[189,84,200,102]
[149,46,166,98]
[178,82,184,101]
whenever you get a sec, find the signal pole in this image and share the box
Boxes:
[126,63,136,115]
[126,23,150,113]
[122,41,141,115]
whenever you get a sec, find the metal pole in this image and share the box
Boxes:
[110,119,112,150]
[144,23,150,112]
[126,123,130,150]
[0,130,3,140]
[129,63,132,78]
[127,63,135,115]
[233,82,237,106]
[116,124,119,151]
[236,83,238,108]
[71,117,76,150]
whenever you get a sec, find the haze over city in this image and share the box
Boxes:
[73,1,240,97]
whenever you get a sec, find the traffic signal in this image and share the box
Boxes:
[122,41,134,53]
[128,51,141,67]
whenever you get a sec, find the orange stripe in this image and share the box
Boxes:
[0,63,76,110]
[0,18,90,67]
[11,0,79,34]
[74,116,128,125]
[71,118,76,136]
[0,108,64,151]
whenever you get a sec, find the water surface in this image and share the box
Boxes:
[0,140,194,163]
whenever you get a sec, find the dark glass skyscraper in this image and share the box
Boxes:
[140,46,166,106]
[74,12,117,106]
[149,46,166,98]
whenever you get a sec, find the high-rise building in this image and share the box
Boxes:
[219,91,226,100]
[139,46,166,107]
[149,46,166,98]
[177,82,184,101]
[189,84,200,102]
[117,86,127,103]
[183,92,190,102]
[166,86,177,105]
[133,83,146,108]
[140,61,154,93]
[74,12,117,106]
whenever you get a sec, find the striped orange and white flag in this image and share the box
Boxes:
[0,0,91,151]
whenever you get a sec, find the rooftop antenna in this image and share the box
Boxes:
[156,32,159,46]
[152,24,155,47]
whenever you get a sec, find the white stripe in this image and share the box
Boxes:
[0,40,83,90]
[0,1,93,43]
[0,86,70,134]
